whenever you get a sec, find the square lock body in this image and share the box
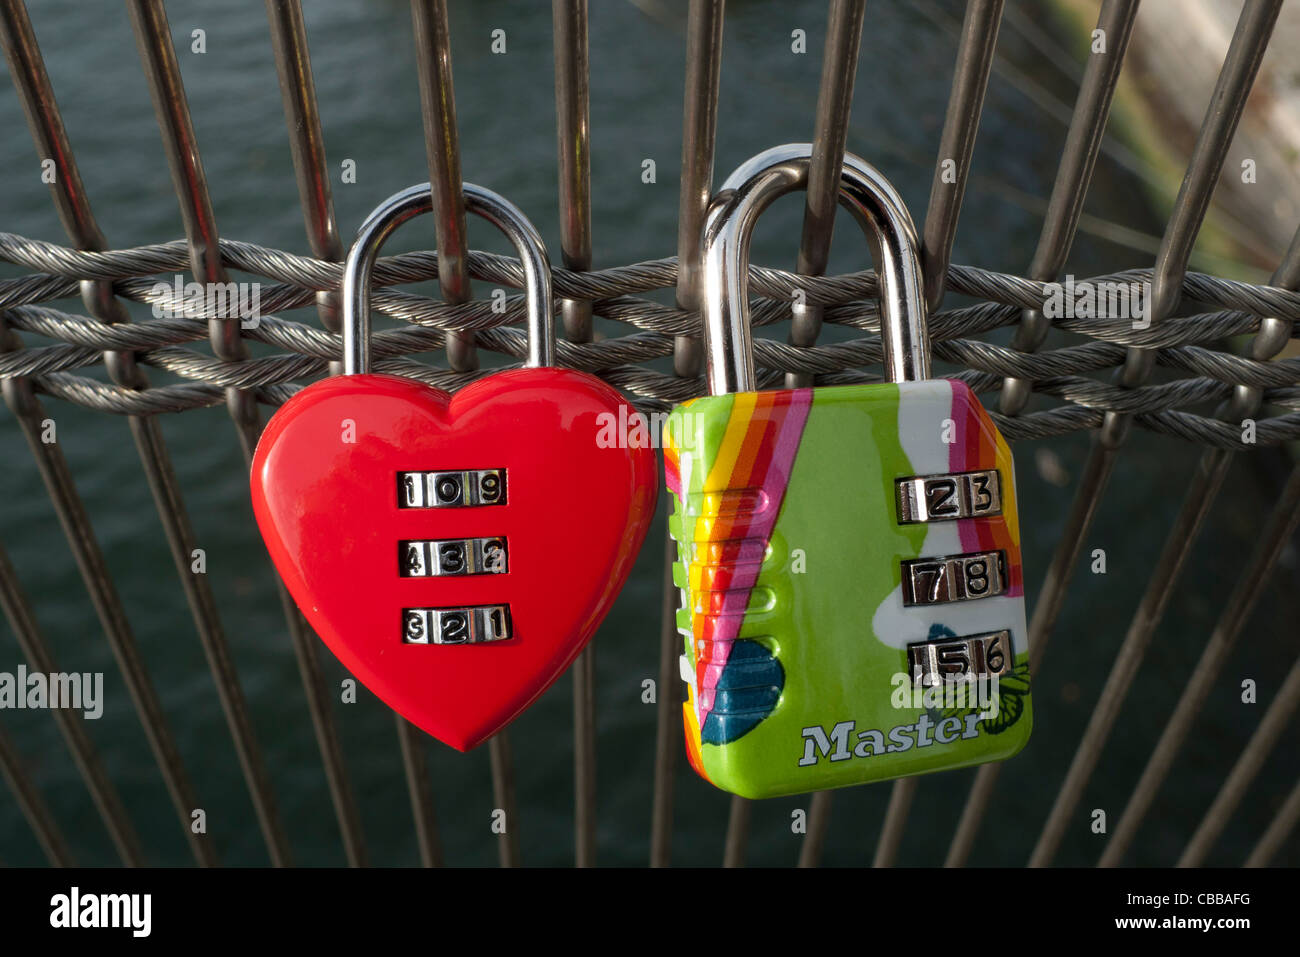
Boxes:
[665,378,1032,799]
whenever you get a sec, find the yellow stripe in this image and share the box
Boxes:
[690,391,757,547]
[707,391,757,489]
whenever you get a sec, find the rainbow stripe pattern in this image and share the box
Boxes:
[664,379,1032,799]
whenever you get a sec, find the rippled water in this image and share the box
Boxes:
[0,0,1295,866]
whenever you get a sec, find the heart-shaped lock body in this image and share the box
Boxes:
[251,183,657,750]
[252,368,655,750]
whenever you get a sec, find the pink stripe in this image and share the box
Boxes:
[946,382,983,555]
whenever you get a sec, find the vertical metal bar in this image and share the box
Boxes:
[266,0,344,334]
[0,81,215,864]
[873,776,916,867]
[397,733,440,869]
[947,0,1136,867]
[0,723,72,866]
[293,612,367,867]
[799,4,888,856]
[1100,459,1300,866]
[571,640,597,867]
[396,716,442,866]
[3,0,290,865]
[919,0,1004,313]
[946,446,1115,866]
[1245,776,1300,867]
[264,0,369,868]
[902,16,1002,869]
[722,793,751,867]
[130,429,297,860]
[553,0,597,867]
[1178,654,1300,867]
[488,730,521,866]
[945,0,1134,868]
[669,0,729,868]
[671,0,724,378]
[945,762,999,867]
[0,379,215,865]
[651,0,725,867]
[948,0,1280,866]
[553,0,593,344]
[786,0,864,391]
[1099,0,1281,449]
[1028,224,1300,868]
[132,0,356,868]
[0,0,159,867]
[125,0,260,447]
[0,543,142,863]
[650,530,679,867]
[411,0,476,373]
[1027,448,1228,865]
[999,0,1139,417]
[797,790,833,867]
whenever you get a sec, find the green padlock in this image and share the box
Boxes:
[665,143,1032,800]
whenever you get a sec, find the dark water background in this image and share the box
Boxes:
[0,0,1296,866]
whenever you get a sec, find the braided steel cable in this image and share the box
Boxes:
[1,233,1299,448]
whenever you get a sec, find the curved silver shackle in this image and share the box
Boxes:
[701,143,929,395]
[342,182,554,375]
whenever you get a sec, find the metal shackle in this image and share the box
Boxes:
[701,143,930,395]
[342,182,554,375]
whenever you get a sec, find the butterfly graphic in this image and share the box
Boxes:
[920,623,1030,735]
[971,661,1030,735]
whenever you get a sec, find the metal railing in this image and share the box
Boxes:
[0,0,1297,867]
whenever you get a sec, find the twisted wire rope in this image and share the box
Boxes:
[1,232,1298,448]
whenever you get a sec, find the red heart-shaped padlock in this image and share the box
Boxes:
[250,183,657,750]
[251,369,655,750]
